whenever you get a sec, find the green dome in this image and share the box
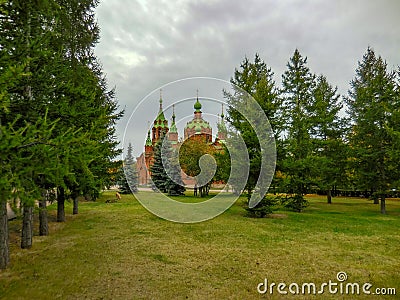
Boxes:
[194,99,202,111]
[185,96,212,135]
[185,118,211,131]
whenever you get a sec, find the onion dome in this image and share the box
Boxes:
[194,98,202,112]
[184,97,212,136]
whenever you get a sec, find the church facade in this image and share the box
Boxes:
[136,94,227,187]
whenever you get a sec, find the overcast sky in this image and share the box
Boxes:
[94,0,400,157]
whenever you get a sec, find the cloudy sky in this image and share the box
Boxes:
[94,0,400,157]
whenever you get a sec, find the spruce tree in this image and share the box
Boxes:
[345,48,398,213]
[118,143,138,194]
[117,165,129,194]
[151,138,185,195]
[150,140,169,193]
[165,152,186,196]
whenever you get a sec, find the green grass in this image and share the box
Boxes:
[1,192,399,299]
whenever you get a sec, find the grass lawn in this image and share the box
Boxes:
[1,192,399,299]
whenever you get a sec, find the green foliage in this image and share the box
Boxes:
[178,136,215,196]
[213,143,230,184]
[281,194,309,212]
[225,54,281,197]
[118,143,138,194]
[179,137,214,178]
[165,155,185,196]
[245,195,277,218]
[163,139,185,196]
[0,0,122,267]
[151,138,185,195]
[345,47,399,212]
[150,140,169,193]
[309,75,348,201]
[281,49,315,200]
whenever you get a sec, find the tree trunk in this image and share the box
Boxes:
[57,187,65,222]
[0,197,9,269]
[380,196,386,214]
[73,196,79,215]
[39,191,48,236]
[327,189,332,204]
[372,189,379,204]
[21,205,33,249]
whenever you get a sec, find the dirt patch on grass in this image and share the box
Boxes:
[267,213,288,219]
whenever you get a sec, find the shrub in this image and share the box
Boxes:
[281,194,309,212]
[246,196,278,218]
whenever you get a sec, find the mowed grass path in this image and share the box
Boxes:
[1,192,399,299]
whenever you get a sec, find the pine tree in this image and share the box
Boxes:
[390,68,400,191]
[165,153,186,196]
[150,140,169,193]
[0,0,72,248]
[118,143,138,194]
[117,165,129,194]
[345,47,398,214]
[49,0,122,217]
[310,75,348,203]
[151,138,185,195]
[281,49,315,211]
[225,54,282,199]
[0,0,122,267]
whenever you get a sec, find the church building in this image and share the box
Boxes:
[136,93,227,186]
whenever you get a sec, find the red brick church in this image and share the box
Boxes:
[136,93,227,186]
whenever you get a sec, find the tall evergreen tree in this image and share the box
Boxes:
[345,47,398,214]
[0,0,71,248]
[281,49,315,211]
[225,54,282,200]
[150,139,169,193]
[390,68,400,190]
[164,140,185,196]
[310,75,348,203]
[49,0,122,218]
[118,143,138,194]
[0,0,122,267]
[151,138,185,195]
